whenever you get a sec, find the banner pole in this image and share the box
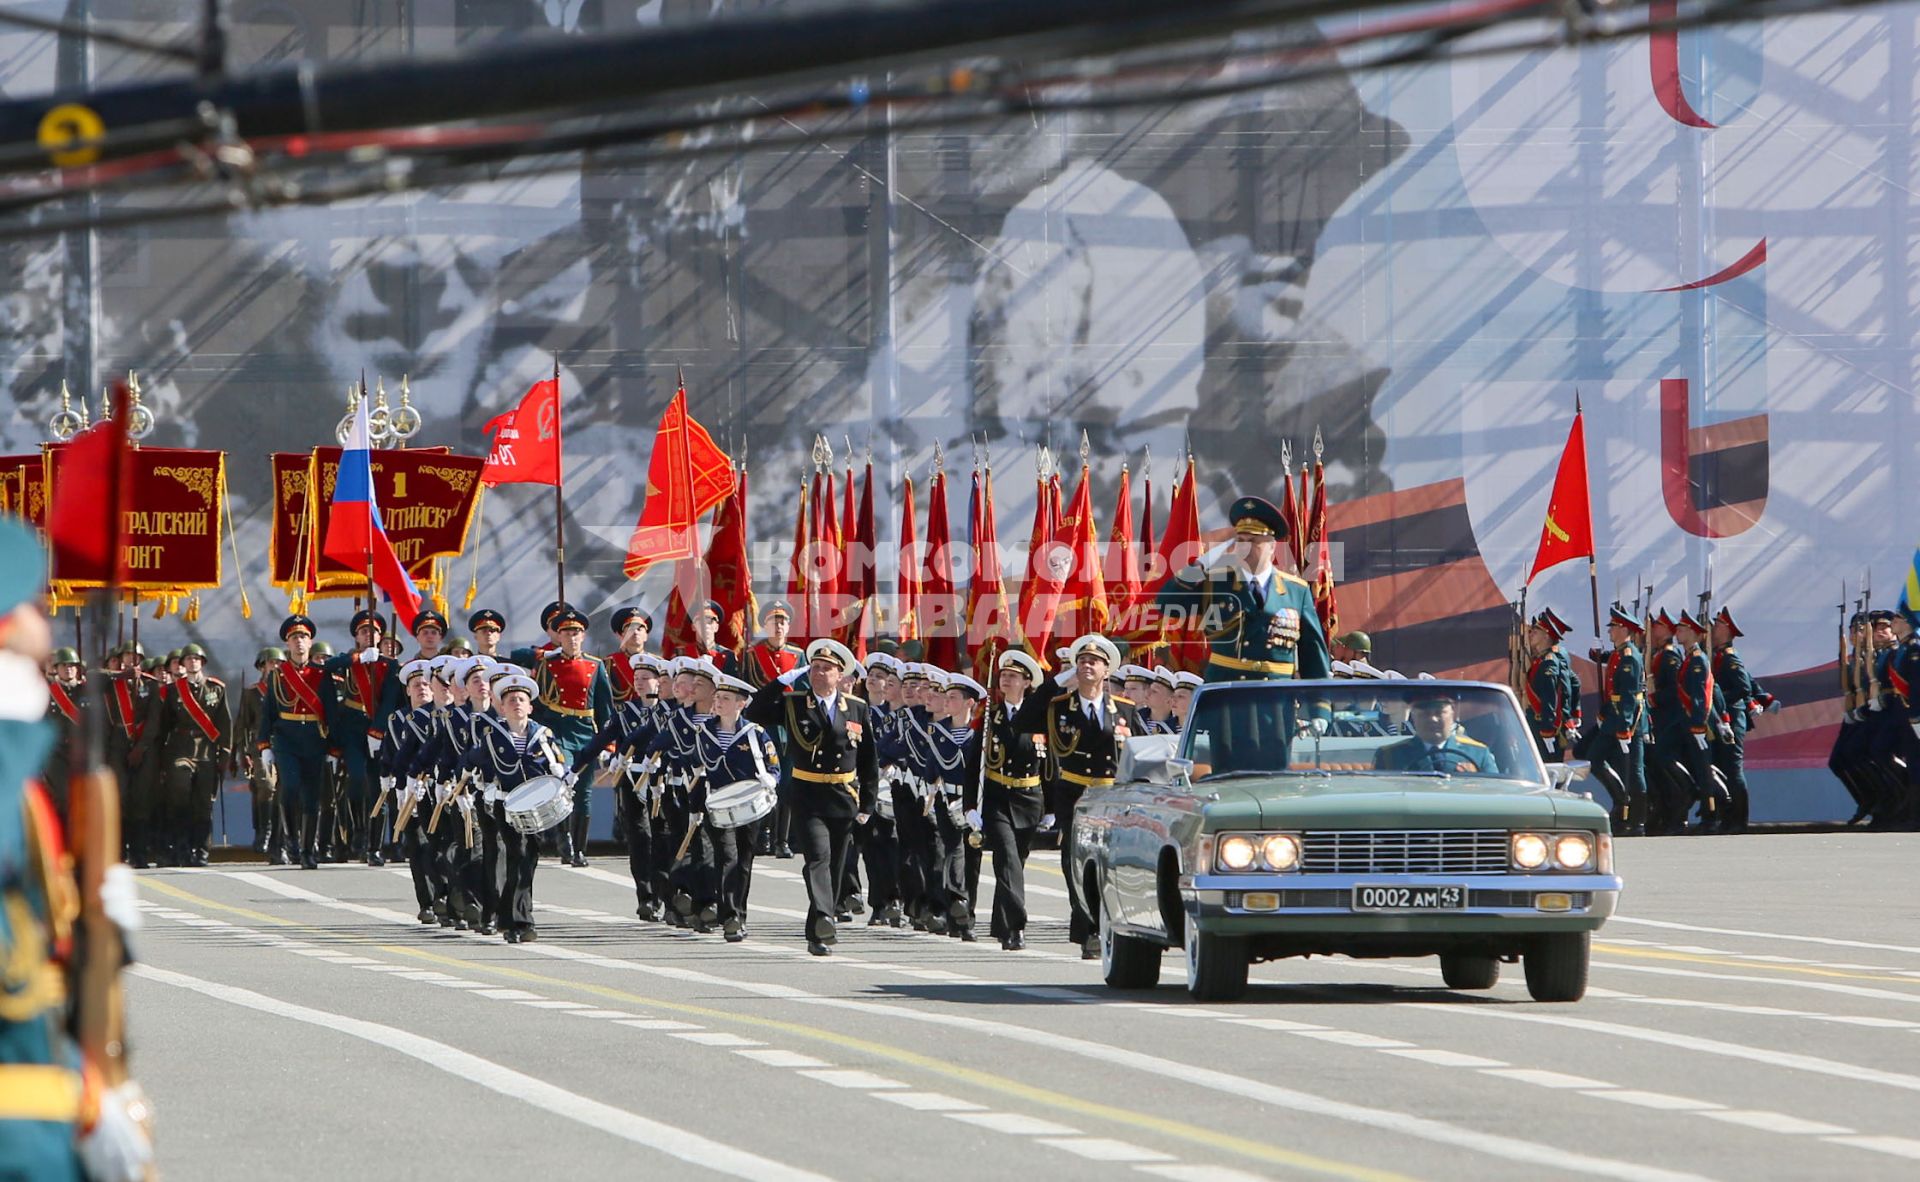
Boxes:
[553,357,566,606]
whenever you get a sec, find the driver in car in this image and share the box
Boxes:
[1373,690,1499,775]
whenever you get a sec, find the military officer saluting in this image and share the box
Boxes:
[745,638,878,956]
[1154,495,1330,683]
[1027,633,1145,958]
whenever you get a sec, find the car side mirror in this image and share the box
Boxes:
[1546,761,1591,790]
[1119,734,1182,785]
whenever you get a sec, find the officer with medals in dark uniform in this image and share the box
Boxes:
[1152,496,1331,684]
[746,638,878,956]
[1028,633,1145,958]
[1583,604,1648,835]
[326,609,402,865]
[964,648,1048,951]
[257,614,335,869]
[516,606,612,866]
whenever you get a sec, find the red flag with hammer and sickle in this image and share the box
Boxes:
[1526,407,1595,585]
[480,377,562,487]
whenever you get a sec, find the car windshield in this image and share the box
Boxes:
[1180,681,1547,785]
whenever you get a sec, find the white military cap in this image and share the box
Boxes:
[1116,664,1153,683]
[805,638,857,670]
[924,667,951,690]
[945,673,986,698]
[494,673,538,700]
[997,649,1043,682]
[1349,660,1386,680]
[401,659,431,682]
[683,655,720,683]
[1173,671,1203,690]
[713,672,754,697]
[1331,660,1354,678]
[1068,634,1121,667]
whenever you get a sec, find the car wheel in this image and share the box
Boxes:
[1100,895,1162,991]
[1522,932,1589,1002]
[1183,912,1248,1002]
[1439,953,1500,991]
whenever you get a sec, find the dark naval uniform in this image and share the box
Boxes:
[1032,684,1143,946]
[464,714,565,941]
[517,631,613,864]
[964,689,1048,947]
[746,654,878,954]
[689,716,780,936]
[257,618,334,869]
[582,695,669,917]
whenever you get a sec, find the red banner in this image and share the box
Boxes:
[0,455,46,528]
[45,445,224,590]
[269,448,482,596]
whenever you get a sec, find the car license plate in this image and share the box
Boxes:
[1351,884,1467,912]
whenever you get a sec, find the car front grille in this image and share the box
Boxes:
[1300,829,1510,876]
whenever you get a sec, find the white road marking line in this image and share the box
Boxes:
[796,1069,908,1089]
[613,1019,703,1031]
[673,1032,765,1048]
[430,980,487,989]
[1217,1017,1329,1032]
[950,1113,1082,1136]
[1481,1068,1614,1090]
[519,1000,595,1010]
[1704,1111,1852,1136]
[1292,1031,1414,1049]
[568,1009,643,1019]
[1610,915,1920,958]
[1136,1165,1273,1182]
[1823,1136,1920,1160]
[473,989,545,1001]
[1037,1138,1176,1162]
[130,964,838,1182]
[1594,961,1920,1007]
[1421,1004,1920,1095]
[876,1092,987,1113]
[734,1049,832,1069]
[1582,1091,1722,1112]
[1381,1049,1508,1069]
[216,870,1716,1182]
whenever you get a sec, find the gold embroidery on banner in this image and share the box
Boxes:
[418,465,476,495]
[153,464,217,506]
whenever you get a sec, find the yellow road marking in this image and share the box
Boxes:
[1595,942,1920,987]
[141,876,1417,1182]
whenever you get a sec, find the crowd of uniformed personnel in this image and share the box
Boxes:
[1828,607,1920,831]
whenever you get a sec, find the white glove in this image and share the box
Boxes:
[1543,737,1557,753]
[79,1081,155,1182]
[1694,733,1709,751]
[964,808,983,831]
[258,749,275,771]
[1297,717,1329,737]
[598,749,615,769]
[1039,813,1056,832]
[380,775,396,793]
[1869,697,1885,712]
[326,755,341,775]
[778,666,808,686]
[358,647,380,665]
[855,812,870,825]
[1618,739,1631,755]
[101,863,141,937]
[565,769,580,788]
[1910,721,1920,742]
[367,735,381,756]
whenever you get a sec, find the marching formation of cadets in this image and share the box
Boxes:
[1829,607,1920,831]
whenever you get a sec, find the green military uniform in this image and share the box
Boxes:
[1373,731,1499,775]
[1152,496,1331,684]
[154,648,232,867]
[41,651,85,824]
[123,661,170,867]
[233,648,285,859]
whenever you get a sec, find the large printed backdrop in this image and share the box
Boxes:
[0,2,1905,773]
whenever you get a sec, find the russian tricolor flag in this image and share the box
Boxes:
[323,395,424,626]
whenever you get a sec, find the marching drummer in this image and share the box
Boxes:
[382,660,441,924]
[933,672,986,942]
[859,653,906,929]
[578,652,672,921]
[899,667,962,937]
[461,658,502,935]
[890,663,939,932]
[692,673,781,942]
[641,657,722,929]
[468,673,566,943]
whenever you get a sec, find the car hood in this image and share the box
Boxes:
[1196,774,1605,830]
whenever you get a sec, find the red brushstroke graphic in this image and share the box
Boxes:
[1660,378,1768,538]
[1654,238,1766,292]
[1650,0,1715,128]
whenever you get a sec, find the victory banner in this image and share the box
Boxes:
[44,446,225,590]
[269,447,483,597]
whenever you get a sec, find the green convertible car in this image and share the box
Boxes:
[1068,679,1622,1003]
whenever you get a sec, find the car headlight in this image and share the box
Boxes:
[1217,834,1258,872]
[1511,832,1549,870]
[1553,832,1594,870]
[1260,834,1300,871]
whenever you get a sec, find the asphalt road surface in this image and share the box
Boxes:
[128,833,1920,1182]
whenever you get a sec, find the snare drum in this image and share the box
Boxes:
[504,775,575,834]
[704,778,776,830]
